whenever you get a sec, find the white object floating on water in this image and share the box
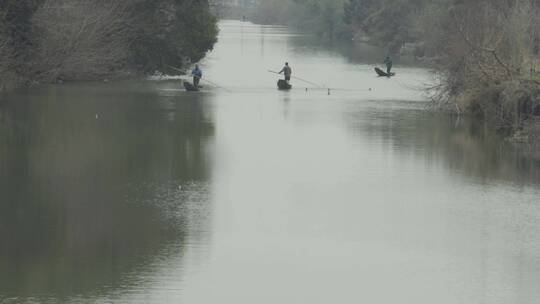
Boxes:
[95,114,99,119]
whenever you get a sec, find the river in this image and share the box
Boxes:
[1,20,540,304]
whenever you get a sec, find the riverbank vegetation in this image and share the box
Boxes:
[427,1,540,138]
[248,0,540,137]
[247,0,348,39]
[0,0,217,91]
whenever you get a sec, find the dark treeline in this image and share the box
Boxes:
[247,0,347,39]
[248,0,540,135]
[0,0,218,90]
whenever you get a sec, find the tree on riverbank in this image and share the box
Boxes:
[0,0,40,90]
[0,0,218,89]
[342,0,540,134]
[248,0,348,39]
[130,0,218,73]
[259,0,540,134]
[31,0,132,82]
[428,0,540,133]
[344,0,427,51]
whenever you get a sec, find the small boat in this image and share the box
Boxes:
[375,67,396,77]
[183,81,200,92]
[277,79,292,90]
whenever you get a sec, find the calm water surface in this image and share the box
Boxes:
[1,21,540,303]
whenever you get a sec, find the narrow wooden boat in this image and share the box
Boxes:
[277,79,292,90]
[183,81,199,91]
[375,67,396,77]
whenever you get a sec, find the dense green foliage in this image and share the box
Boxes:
[0,0,40,48]
[0,0,41,89]
[0,0,217,89]
[130,0,218,73]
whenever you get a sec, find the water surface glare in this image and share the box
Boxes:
[1,20,540,304]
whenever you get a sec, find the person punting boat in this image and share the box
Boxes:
[191,65,203,88]
[278,62,292,83]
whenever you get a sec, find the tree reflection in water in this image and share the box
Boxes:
[0,82,215,301]
[345,102,540,186]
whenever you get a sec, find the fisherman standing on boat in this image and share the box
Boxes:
[384,56,393,74]
[191,65,202,87]
[279,62,292,83]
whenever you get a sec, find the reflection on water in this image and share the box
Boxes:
[1,20,540,304]
[343,101,540,185]
[0,83,215,302]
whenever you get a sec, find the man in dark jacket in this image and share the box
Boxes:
[279,62,292,83]
[191,65,203,87]
[384,56,393,74]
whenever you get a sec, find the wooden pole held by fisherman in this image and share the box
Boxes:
[169,64,230,92]
[268,70,324,88]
